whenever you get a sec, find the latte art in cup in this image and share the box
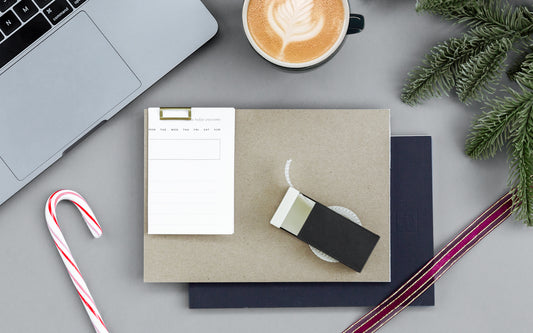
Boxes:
[246,0,347,65]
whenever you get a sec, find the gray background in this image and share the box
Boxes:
[1,0,533,332]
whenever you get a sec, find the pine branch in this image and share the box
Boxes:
[512,52,533,89]
[465,89,531,159]
[406,0,533,225]
[416,0,483,27]
[466,1,533,34]
[401,32,509,105]
[416,0,475,14]
[400,40,457,106]
[404,1,532,106]
[456,37,513,103]
[508,89,533,225]
[507,47,532,82]
[401,37,483,105]
[417,0,533,36]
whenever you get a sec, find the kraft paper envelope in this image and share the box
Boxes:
[144,109,390,282]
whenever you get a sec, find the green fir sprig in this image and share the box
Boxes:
[402,0,533,225]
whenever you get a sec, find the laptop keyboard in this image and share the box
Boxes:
[0,0,87,69]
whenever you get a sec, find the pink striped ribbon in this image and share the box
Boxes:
[342,191,514,333]
[45,190,108,333]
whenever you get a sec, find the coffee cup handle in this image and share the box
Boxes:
[347,14,364,34]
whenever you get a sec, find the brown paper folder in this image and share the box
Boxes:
[144,109,390,282]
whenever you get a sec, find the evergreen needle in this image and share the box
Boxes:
[404,0,533,224]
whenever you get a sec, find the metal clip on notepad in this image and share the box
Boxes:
[159,107,192,120]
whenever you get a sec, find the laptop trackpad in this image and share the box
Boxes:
[0,12,140,180]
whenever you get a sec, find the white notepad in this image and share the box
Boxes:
[147,107,235,234]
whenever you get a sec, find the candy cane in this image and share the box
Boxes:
[45,190,108,333]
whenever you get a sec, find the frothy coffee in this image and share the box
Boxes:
[246,0,346,64]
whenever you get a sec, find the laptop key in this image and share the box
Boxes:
[0,10,21,35]
[0,0,16,13]
[14,0,38,22]
[34,0,52,9]
[68,0,86,8]
[0,14,51,68]
[43,0,72,25]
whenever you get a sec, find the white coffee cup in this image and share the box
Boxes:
[242,0,364,70]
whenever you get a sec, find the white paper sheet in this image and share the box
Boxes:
[147,107,235,234]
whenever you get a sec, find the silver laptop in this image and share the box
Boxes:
[0,0,218,205]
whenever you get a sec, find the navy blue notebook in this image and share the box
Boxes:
[189,136,434,308]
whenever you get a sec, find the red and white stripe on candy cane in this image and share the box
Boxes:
[45,190,108,333]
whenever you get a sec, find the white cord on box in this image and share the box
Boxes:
[284,159,294,188]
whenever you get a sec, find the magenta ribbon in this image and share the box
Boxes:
[342,192,514,333]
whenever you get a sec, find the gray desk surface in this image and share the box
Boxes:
[2,1,533,332]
